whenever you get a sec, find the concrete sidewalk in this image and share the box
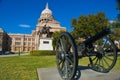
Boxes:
[37,67,120,80]
[0,53,29,57]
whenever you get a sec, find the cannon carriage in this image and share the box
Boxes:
[56,28,117,80]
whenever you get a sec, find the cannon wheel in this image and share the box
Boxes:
[56,32,78,80]
[88,36,117,73]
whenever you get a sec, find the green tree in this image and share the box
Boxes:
[117,0,120,10]
[71,12,109,39]
[110,0,120,41]
[52,31,65,50]
[115,0,120,28]
[111,29,120,40]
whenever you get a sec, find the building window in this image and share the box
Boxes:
[15,42,21,45]
[43,41,49,44]
[24,38,27,41]
[32,47,35,50]
[32,38,35,41]
[24,42,27,45]
[24,47,28,51]
[28,38,31,41]
[0,35,2,38]
[15,38,21,40]
[28,47,31,51]
[15,47,20,51]
[0,33,3,39]
[0,43,2,46]
[28,42,31,46]
[32,42,34,46]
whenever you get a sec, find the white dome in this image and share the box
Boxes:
[41,3,52,14]
[41,8,52,14]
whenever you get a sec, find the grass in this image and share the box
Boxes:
[0,55,120,80]
[78,56,120,70]
[0,55,56,80]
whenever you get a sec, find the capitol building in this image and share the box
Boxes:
[0,3,66,52]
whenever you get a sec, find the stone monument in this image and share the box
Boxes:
[38,25,53,50]
[35,3,66,50]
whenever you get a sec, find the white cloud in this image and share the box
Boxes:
[109,20,114,23]
[19,24,31,28]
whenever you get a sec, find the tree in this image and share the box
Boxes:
[52,31,65,50]
[117,0,120,10]
[115,0,120,28]
[110,0,120,41]
[71,12,109,39]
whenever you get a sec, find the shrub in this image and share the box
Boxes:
[30,50,56,56]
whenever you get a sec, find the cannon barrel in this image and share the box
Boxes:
[84,28,111,45]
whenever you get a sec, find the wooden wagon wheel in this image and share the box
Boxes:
[56,32,78,80]
[88,36,117,73]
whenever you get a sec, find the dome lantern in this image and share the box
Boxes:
[41,3,52,15]
[39,3,54,21]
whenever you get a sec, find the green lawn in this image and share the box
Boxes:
[0,55,120,80]
[78,56,120,70]
[0,55,56,80]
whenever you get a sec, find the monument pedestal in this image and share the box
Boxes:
[39,38,53,50]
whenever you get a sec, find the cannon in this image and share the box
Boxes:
[56,28,117,80]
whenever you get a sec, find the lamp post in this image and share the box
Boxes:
[18,47,20,56]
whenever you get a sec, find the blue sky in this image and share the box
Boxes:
[0,0,118,34]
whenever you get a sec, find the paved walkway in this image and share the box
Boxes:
[0,53,29,57]
[37,67,120,80]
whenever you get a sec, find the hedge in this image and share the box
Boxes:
[30,50,56,56]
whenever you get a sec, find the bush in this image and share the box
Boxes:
[30,50,56,56]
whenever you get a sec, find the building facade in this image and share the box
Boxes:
[3,3,66,52]
[8,34,37,52]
